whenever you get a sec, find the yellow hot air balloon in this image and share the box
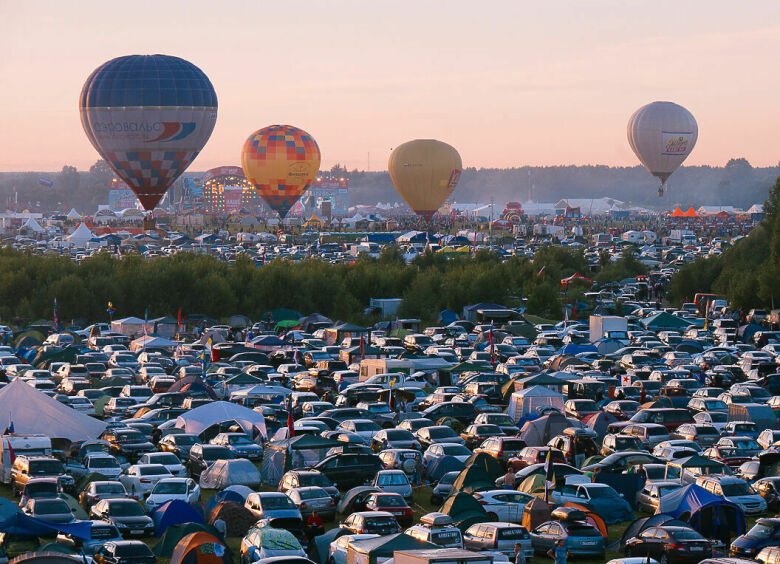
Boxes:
[388,139,462,221]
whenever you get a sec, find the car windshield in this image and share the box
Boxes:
[385,430,412,439]
[365,516,396,526]
[35,499,69,513]
[301,473,330,487]
[228,436,252,445]
[378,473,408,485]
[616,437,641,448]
[748,523,776,539]
[732,439,759,450]
[587,487,615,498]
[375,495,406,507]
[110,501,144,516]
[442,445,471,456]
[672,529,705,540]
[96,483,125,494]
[261,496,296,509]
[709,412,728,422]
[30,460,64,475]
[140,466,169,476]
[439,472,458,485]
[429,428,457,438]
[151,454,180,464]
[658,485,680,497]
[175,436,198,445]
[298,487,328,500]
[152,481,186,495]
[89,458,118,469]
[565,523,601,537]
[721,482,753,496]
[116,431,145,443]
[354,422,380,431]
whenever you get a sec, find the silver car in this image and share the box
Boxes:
[245,492,302,521]
[286,486,336,519]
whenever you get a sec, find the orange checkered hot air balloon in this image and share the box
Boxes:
[241,125,321,218]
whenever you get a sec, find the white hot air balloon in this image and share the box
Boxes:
[627,101,698,196]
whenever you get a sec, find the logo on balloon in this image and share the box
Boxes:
[147,122,197,143]
[447,169,462,190]
[288,162,312,179]
[662,132,691,155]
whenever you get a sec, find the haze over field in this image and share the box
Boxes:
[1,1,779,173]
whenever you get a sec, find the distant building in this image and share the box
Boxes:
[301,177,349,218]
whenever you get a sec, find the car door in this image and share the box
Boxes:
[649,528,670,559]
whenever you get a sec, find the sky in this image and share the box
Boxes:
[1,0,779,172]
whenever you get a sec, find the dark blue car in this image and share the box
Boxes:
[730,517,780,558]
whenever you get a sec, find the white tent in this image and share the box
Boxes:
[19,218,45,233]
[0,379,106,441]
[176,400,267,439]
[199,458,261,489]
[506,385,565,423]
[66,208,81,219]
[129,335,177,352]
[64,222,95,247]
[111,317,146,337]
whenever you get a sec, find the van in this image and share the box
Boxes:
[622,423,670,449]
[463,522,533,559]
[406,512,463,548]
[0,435,52,484]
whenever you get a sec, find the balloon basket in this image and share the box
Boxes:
[143,216,156,231]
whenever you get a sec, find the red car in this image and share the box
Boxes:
[702,446,751,470]
[363,492,413,527]
[509,447,566,471]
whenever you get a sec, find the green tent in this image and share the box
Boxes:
[32,345,80,368]
[640,311,693,331]
[450,464,496,495]
[518,473,548,497]
[463,452,505,481]
[39,542,77,555]
[274,319,299,331]
[14,330,45,347]
[348,533,437,564]
[264,308,302,323]
[439,491,489,532]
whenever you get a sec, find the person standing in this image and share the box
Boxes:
[514,542,527,564]
[547,539,568,564]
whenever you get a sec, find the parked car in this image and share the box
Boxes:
[144,477,200,511]
[464,522,533,559]
[731,518,780,558]
[89,498,154,537]
[119,464,173,499]
[530,519,605,559]
[312,453,382,490]
[363,492,413,527]
[339,511,402,535]
[79,481,129,509]
[472,490,534,522]
[624,525,713,563]
[92,540,156,564]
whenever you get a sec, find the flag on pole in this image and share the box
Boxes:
[53,298,59,331]
[177,307,182,333]
[287,411,295,438]
[489,321,495,366]
[7,417,14,435]
[5,439,15,464]
[544,448,554,502]
[144,308,148,337]
[536,266,546,278]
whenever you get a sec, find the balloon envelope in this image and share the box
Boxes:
[627,101,698,188]
[241,125,321,218]
[388,139,462,221]
[80,54,218,210]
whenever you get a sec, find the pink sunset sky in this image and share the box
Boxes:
[1,0,778,172]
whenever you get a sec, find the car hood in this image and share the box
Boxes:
[111,515,153,527]
[731,534,764,549]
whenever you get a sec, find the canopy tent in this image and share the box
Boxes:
[129,335,177,352]
[657,483,745,542]
[683,206,699,217]
[145,316,179,339]
[259,434,341,485]
[0,379,106,441]
[507,385,565,423]
[110,316,146,337]
[64,222,95,247]
[347,533,437,564]
[176,400,266,439]
[670,207,685,217]
[20,217,45,233]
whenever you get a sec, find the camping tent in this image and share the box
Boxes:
[199,459,261,489]
[259,434,341,485]
[153,523,223,558]
[176,400,266,439]
[424,455,465,482]
[519,411,570,446]
[206,502,255,537]
[0,379,106,441]
[347,533,437,564]
[657,483,745,542]
[507,386,565,423]
[150,500,205,537]
[129,335,177,352]
[522,496,553,531]
[168,376,217,399]
[640,312,692,331]
[439,492,488,532]
[170,531,231,564]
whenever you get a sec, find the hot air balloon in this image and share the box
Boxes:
[80,54,218,211]
[388,139,462,222]
[241,125,321,218]
[627,101,698,196]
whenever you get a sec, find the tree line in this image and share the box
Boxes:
[0,244,647,328]
[669,174,780,309]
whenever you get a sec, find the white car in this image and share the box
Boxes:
[695,476,767,515]
[144,478,200,511]
[119,464,173,499]
[336,419,382,442]
[422,443,473,465]
[138,452,187,477]
[693,411,729,433]
[67,396,94,413]
[84,454,123,480]
[372,470,413,499]
[471,490,533,522]
[329,534,379,564]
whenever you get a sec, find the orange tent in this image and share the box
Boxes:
[563,502,608,538]
[670,207,684,217]
[683,207,698,217]
[171,531,231,564]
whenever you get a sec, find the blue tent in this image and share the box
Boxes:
[657,483,745,542]
[560,343,597,355]
[438,310,459,325]
[206,489,245,513]
[150,500,205,537]
[425,455,465,482]
[0,512,92,540]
